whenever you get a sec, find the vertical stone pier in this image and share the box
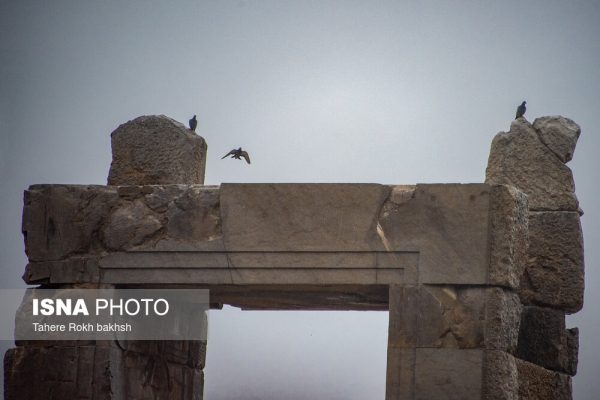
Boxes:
[4,115,208,400]
[383,184,527,400]
[486,116,583,399]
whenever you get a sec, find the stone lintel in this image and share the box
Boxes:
[207,284,389,310]
[22,183,527,291]
[378,183,492,285]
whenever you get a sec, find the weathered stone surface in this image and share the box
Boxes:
[23,258,101,284]
[484,288,522,353]
[386,287,418,399]
[516,306,578,375]
[486,118,578,211]
[388,285,419,348]
[102,199,162,250]
[483,350,518,400]
[120,340,205,400]
[566,328,579,375]
[99,256,408,286]
[388,285,520,352]
[379,184,492,285]
[533,116,581,163]
[488,185,529,288]
[385,348,415,400]
[23,183,528,289]
[22,185,119,261]
[516,358,572,400]
[22,184,225,258]
[221,183,390,252]
[107,115,207,185]
[4,344,120,400]
[417,286,486,349]
[389,348,520,400]
[5,341,205,400]
[134,185,224,251]
[521,211,584,313]
[414,348,482,400]
[167,187,220,239]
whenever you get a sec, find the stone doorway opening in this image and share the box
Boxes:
[204,306,388,400]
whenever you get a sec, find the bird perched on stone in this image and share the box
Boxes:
[222,147,251,164]
[189,115,197,131]
[515,101,526,119]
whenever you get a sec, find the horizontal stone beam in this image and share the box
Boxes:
[22,183,527,291]
[207,284,390,310]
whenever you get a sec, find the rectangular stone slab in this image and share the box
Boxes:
[414,348,483,400]
[220,183,390,251]
[386,348,519,400]
[22,183,526,289]
[378,184,492,284]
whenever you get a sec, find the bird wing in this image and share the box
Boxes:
[241,151,251,164]
[222,150,235,159]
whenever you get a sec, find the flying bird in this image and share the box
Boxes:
[189,115,197,131]
[515,101,526,119]
[222,147,251,164]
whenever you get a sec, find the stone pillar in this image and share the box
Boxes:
[486,116,583,400]
[108,115,207,185]
[4,339,207,400]
[5,115,209,400]
[385,285,524,400]
[384,184,528,400]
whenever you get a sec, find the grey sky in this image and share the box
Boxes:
[1,1,599,399]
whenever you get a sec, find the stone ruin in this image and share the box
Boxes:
[4,114,584,399]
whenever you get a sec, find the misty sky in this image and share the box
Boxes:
[1,1,599,399]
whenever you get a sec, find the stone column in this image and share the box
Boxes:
[109,115,208,399]
[384,184,528,400]
[5,115,209,400]
[108,115,207,185]
[486,116,583,400]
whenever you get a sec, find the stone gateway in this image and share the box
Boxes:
[4,115,583,400]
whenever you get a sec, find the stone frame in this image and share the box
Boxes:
[5,114,584,400]
[7,182,527,399]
